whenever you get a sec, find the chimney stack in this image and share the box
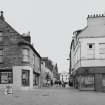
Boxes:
[0,11,4,21]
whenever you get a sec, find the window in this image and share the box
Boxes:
[0,49,3,63]
[22,70,30,86]
[33,54,35,65]
[99,43,105,54]
[22,49,29,62]
[33,73,39,86]
[87,43,95,59]
[0,71,13,84]
[88,43,94,49]
[80,75,94,89]
[89,44,92,48]
[0,32,3,41]
[99,43,105,58]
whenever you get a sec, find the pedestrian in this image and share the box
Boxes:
[51,80,53,87]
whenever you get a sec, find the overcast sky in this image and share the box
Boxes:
[0,0,105,73]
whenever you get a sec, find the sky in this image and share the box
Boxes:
[0,0,105,73]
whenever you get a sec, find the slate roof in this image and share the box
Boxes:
[0,11,41,58]
[75,15,105,38]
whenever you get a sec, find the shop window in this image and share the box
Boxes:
[0,71,13,84]
[22,70,30,86]
[22,49,30,62]
[80,75,94,89]
[102,74,105,87]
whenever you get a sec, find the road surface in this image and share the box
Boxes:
[0,87,105,105]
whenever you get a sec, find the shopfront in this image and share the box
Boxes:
[78,74,95,90]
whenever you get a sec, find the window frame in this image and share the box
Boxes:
[0,49,3,63]
[22,48,30,62]
[0,71,13,84]
[87,43,95,49]
[21,70,30,86]
[99,43,105,54]
[0,32,3,41]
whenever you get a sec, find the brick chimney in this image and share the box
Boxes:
[0,11,5,21]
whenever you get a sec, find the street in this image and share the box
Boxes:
[0,87,105,105]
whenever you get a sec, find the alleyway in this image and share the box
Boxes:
[0,87,105,105]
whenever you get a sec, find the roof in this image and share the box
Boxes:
[18,41,41,58]
[0,11,41,58]
[78,26,105,38]
[75,15,105,38]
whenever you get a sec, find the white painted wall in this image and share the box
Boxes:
[71,16,105,74]
[13,66,33,90]
[72,37,105,72]
[80,37,105,67]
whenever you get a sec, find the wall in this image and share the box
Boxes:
[80,37,105,67]
[71,40,81,71]
[41,61,53,85]
[71,37,105,72]
[13,66,33,90]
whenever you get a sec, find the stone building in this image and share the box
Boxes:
[70,14,105,91]
[41,57,53,86]
[41,57,59,86]
[0,11,41,91]
[52,63,59,83]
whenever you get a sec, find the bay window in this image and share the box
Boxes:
[22,48,29,62]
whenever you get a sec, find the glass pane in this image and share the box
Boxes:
[0,56,3,63]
[80,75,94,88]
[0,33,3,41]
[22,49,29,55]
[0,72,12,84]
[0,32,2,36]
[23,55,29,62]
[22,70,30,86]
[0,50,3,55]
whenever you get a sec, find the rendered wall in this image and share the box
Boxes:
[13,66,33,90]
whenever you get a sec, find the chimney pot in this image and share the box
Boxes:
[1,11,3,15]
[0,11,4,21]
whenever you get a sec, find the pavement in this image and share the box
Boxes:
[0,87,105,105]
